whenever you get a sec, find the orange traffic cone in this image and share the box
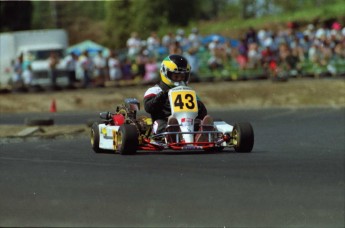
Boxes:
[50,99,57,112]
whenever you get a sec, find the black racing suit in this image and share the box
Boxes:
[143,81,208,133]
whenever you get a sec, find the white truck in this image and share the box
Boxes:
[0,29,69,88]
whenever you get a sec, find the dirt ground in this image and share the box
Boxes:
[1,78,344,113]
[0,78,344,138]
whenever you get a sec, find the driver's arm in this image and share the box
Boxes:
[144,91,168,114]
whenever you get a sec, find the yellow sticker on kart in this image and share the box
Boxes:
[171,90,198,113]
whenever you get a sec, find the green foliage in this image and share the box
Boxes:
[196,0,345,38]
[165,0,199,26]
[31,1,55,29]
[3,0,345,49]
[31,1,106,29]
[130,0,169,37]
[105,0,132,49]
[104,0,201,48]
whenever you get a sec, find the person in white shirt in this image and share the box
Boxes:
[108,51,122,81]
[65,52,78,88]
[93,50,107,86]
[127,32,142,60]
[79,51,94,88]
[146,31,160,56]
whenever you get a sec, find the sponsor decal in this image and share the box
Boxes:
[181,118,193,126]
[101,127,107,136]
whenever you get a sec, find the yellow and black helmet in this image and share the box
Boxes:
[160,54,191,87]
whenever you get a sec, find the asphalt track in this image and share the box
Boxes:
[0,108,344,227]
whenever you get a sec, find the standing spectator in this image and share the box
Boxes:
[162,31,175,48]
[208,36,226,71]
[245,27,258,45]
[22,64,33,89]
[146,31,160,56]
[208,36,221,56]
[169,41,183,55]
[65,52,78,89]
[121,57,133,80]
[315,23,330,40]
[334,40,345,59]
[188,27,202,49]
[175,28,189,51]
[48,51,60,90]
[247,42,261,69]
[126,32,142,61]
[135,48,149,79]
[257,26,272,47]
[11,54,24,91]
[303,24,316,40]
[235,38,248,70]
[261,45,278,77]
[12,54,23,83]
[285,21,298,47]
[108,51,122,81]
[184,47,200,82]
[93,50,107,87]
[262,34,274,51]
[290,37,305,61]
[299,33,313,60]
[143,56,158,84]
[308,43,321,64]
[80,51,94,88]
[319,40,333,67]
[276,43,300,78]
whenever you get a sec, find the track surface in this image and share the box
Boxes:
[0,108,344,227]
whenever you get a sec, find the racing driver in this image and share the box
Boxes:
[143,54,213,141]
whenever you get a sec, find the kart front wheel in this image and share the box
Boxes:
[117,124,139,155]
[232,122,254,153]
[91,122,106,153]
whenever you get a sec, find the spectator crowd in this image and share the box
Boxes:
[10,20,345,91]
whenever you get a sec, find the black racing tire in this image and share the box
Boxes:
[90,122,107,153]
[25,117,54,126]
[86,118,101,127]
[232,122,254,153]
[117,124,139,155]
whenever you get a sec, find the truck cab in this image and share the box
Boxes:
[19,44,68,86]
[0,29,69,89]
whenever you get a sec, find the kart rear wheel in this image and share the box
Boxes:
[232,122,254,153]
[117,124,139,155]
[91,122,106,153]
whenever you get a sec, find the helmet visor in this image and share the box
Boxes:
[167,71,190,83]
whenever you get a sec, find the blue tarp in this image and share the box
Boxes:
[67,40,109,56]
[202,34,239,47]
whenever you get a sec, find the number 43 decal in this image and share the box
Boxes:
[171,91,198,112]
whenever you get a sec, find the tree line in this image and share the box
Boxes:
[0,0,340,48]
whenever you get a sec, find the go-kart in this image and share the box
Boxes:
[90,85,254,155]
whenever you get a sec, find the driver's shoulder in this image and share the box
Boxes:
[144,84,162,97]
